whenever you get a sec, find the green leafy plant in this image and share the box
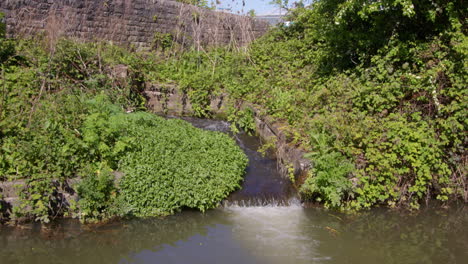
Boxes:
[76,164,119,221]
[118,116,248,217]
[227,106,256,135]
[300,133,354,208]
[152,32,173,51]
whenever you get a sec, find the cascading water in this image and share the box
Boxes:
[179,117,298,208]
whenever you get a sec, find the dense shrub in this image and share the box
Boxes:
[79,96,248,218]
[76,165,120,220]
[300,133,355,208]
[155,0,467,210]
[118,116,248,216]
[0,38,248,223]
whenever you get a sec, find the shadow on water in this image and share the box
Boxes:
[0,118,467,264]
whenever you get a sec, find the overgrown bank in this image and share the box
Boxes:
[153,0,466,210]
[0,33,247,223]
[1,0,467,223]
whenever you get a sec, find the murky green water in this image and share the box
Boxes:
[1,206,466,264]
[1,118,466,264]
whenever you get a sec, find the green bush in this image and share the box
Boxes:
[152,0,466,210]
[0,38,248,223]
[300,133,354,208]
[75,95,248,219]
[118,117,248,216]
[227,106,256,135]
[152,32,173,51]
[76,164,120,221]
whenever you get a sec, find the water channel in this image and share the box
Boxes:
[0,118,466,264]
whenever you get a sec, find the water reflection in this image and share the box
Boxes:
[1,206,465,264]
[315,207,468,264]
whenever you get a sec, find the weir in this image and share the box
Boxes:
[179,117,298,207]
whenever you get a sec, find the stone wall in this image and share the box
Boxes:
[0,0,269,48]
[0,177,81,223]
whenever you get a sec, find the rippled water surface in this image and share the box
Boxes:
[1,118,466,264]
[1,206,466,264]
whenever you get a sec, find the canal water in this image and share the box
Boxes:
[0,119,466,264]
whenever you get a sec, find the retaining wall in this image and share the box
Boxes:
[0,0,269,47]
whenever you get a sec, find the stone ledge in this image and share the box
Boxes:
[0,178,80,219]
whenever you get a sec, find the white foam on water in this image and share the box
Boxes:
[222,197,302,208]
[202,121,231,132]
[221,200,331,264]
